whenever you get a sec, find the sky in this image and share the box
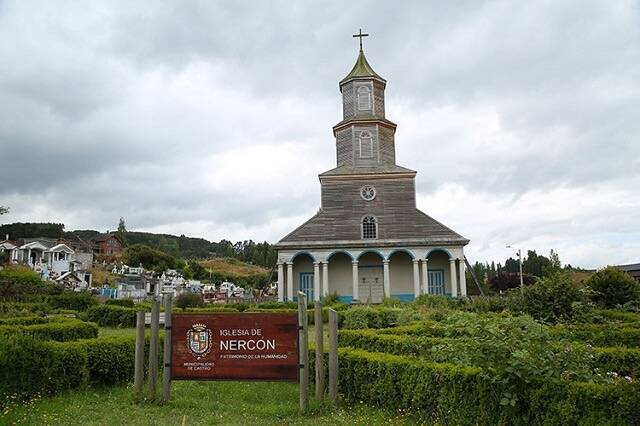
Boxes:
[1,1,639,268]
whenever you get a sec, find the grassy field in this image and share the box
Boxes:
[0,380,420,425]
[199,257,269,277]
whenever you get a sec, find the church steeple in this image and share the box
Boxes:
[339,48,386,87]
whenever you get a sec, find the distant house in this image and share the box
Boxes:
[91,233,123,257]
[0,236,17,261]
[8,237,93,286]
[617,263,640,282]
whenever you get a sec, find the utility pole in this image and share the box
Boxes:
[506,245,524,292]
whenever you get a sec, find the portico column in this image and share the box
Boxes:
[322,262,329,298]
[287,262,294,301]
[422,259,429,294]
[313,262,320,302]
[352,260,359,302]
[412,259,420,298]
[458,258,467,297]
[382,259,390,298]
[277,263,284,302]
[449,258,458,297]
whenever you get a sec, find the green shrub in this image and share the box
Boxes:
[335,347,640,425]
[551,324,640,347]
[594,347,640,378]
[0,315,48,326]
[0,335,88,405]
[0,319,98,342]
[85,305,138,327]
[413,294,468,309]
[586,266,640,309]
[174,293,205,310]
[184,306,239,313]
[105,298,135,308]
[70,336,137,385]
[48,292,98,311]
[0,266,51,298]
[341,306,403,329]
[0,301,51,317]
[514,272,583,323]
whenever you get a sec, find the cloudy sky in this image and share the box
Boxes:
[1,1,639,268]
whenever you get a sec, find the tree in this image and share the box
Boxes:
[0,206,8,215]
[586,266,640,308]
[116,217,127,246]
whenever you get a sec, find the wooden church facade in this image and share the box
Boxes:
[275,43,469,303]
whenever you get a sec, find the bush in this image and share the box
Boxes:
[514,272,583,323]
[0,335,88,406]
[341,306,403,329]
[85,305,138,327]
[105,298,135,308]
[335,347,640,425]
[586,266,640,309]
[0,266,51,298]
[174,293,205,311]
[48,292,98,311]
[0,301,52,317]
[413,294,467,309]
[488,271,536,292]
[551,324,640,347]
[0,315,49,326]
[594,347,640,378]
[0,319,98,342]
[70,336,137,385]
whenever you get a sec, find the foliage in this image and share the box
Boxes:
[514,272,584,323]
[48,292,98,311]
[105,298,135,308]
[586,266,640,308]
[341,306,403,329]
[0,319,98,342]
[174,293,205,311]
[594,347,640,378]
[0,301,52,317]
[122,244,181,272]
[488,272,536,292]
[413,294,467,310]
[0,206,9,215]
[115,217,127,246]
[0,222,64,239]
[320,292,341,306]
[84,305,138,327]
[0,266,51,298]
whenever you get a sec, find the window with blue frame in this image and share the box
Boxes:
[299,272,314,301]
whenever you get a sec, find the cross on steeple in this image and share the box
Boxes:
[352,28,369,51]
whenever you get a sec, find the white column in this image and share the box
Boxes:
[412,259,420,298]
[277,263,284,302]
[449,259,458,298]
[422,259,429,294]
[459,258,467,297]
[287,263,294,302]
[352,260,359,302]
[313,262,320,302]
[382,259,390,298]
[322,262,329,298]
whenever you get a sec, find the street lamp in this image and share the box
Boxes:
[506,245,524,292]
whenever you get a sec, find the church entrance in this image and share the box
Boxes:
[359,266,383,303]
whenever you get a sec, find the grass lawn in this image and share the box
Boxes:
[0,381,420,425]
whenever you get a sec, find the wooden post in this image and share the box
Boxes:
[148,297,160,401]
[298,291,309,413]
[314,301,324,400]
[162,292,173,403]
[134,311,145,402]
[328,308,338,407]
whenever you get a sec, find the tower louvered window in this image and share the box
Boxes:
[357,86,371,110]
[362,216,377,239]
[359,131,373,158]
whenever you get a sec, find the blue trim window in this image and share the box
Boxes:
[299,272,314,301]
[428,269,445,295]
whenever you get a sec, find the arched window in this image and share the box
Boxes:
[359,131,373,158]
[362,216,377,239]
[357,86,371,110]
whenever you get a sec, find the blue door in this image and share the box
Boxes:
[428,270,445,295]
[300,272,314,301]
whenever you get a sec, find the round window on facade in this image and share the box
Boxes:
[360,185,376,201]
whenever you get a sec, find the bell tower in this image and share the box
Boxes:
[333,30,397,170]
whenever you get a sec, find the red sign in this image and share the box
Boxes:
[170,313,299,381]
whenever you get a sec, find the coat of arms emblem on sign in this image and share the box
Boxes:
[186,323,212,359]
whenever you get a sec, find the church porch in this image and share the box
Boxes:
[277,246,467,303]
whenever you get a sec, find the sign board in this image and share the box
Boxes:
[170,313,299,381]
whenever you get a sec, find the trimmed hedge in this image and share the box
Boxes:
[0,315,49,326]
[84,305,138,327]
[0,320,98,341]
[47,293,97,311]
[334,347,640,425]
[105,299,135,308]
[341,306,404,329]
[0,301,51,317]
[551,324,640,347]
[594,347,640,378]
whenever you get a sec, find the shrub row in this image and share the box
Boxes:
[0,315,49,326]
[0,320,98,341]
[84,305,139,327]
[550,324,640,347]
[594,347,640,378]
[331,347,640,425]
[0,334,163,405]
[340,306,418,329]
[0,301,51,317]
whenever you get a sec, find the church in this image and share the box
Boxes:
[275,36,470,303]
